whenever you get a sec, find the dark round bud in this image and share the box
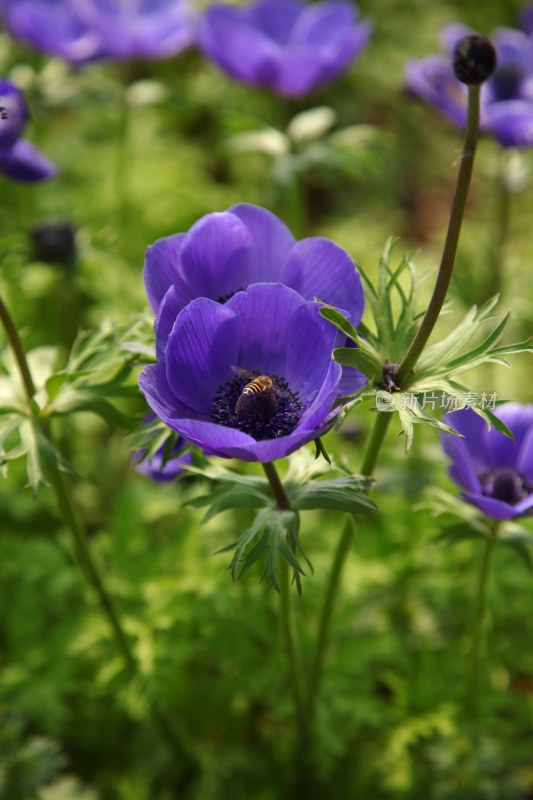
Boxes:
[29,219,77,268]
[453,35,497,85]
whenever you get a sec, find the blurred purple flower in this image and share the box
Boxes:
[0,0,102,64]
[133,439,192,482]
[199,0,372,98]
[405,22,533,148]
[0,0,197,63]
[74,0,197,61]
[0,79,57,182]
[442,404,533,520]
[139,283,343,462]
[143,203,366,396]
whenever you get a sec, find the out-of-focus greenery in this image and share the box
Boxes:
[1,0,532,797]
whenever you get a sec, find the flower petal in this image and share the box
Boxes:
[484,100,533,148]
[462,492,523,520]
[165,297,239,413]
[405,55,467,127]
[0,139,57,182]
[0,80,28,148]
[281,236,364,326]
[487,403,533,469]
[443,437,481,493]
[250,0,303,43]
[442,408,491,471]
[155,285,181,362]
[178,211,253,301]
[143,233,188,313]
[229,203,295,282]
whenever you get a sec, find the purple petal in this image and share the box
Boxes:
[281,236,364,326]
[443,436,481,493]
[298,360,342,428]
[517,427,533,481]
[290,1,356,46]
[0,139,57,182]
[484,100,533,148]
[226,283,317,383]
[165,297,239,413]
[264,48,327,97]
[134,446,192,481]
[143,233,187,313]
[250,0,303,43]
[179,212,253,301]
[486,403,533,470]
[521,4,533,34]
[0,80,28,148]
[514,493,533,515]
[405,56,467,127]
[199,6,280,85]
[155,286,181,362]
[229,203,295,282]
[462,491,524,520]
[442,408,491,471]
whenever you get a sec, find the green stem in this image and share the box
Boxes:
[0,293,36,402]
[466,523,499,720]
[261,462,307,741]
[307,514,355,716]
[47,465,136,669]
[395,85,481,388]
[306,84,483,726]
[0,291,197,773]
[262,460,291,510]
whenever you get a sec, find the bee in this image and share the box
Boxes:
[232,367,278,420]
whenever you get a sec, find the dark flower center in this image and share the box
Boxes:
[490,63,523,101]
[0,106,8,121]
[217,286,245,304]
[211,369,302,441]
[479,467,533,505]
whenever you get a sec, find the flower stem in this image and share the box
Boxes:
[395,85,481,388]
[0,293,36,402]
[262,459,291,510]
[306,83,483,729]
[261,462,307,742]
[0,291,197,775]
[466,523,499,721]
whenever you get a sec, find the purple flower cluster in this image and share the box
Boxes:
[134,439,192,481]
[442,404,533,520]
[199,0,372,98]
[406,21,533,148]
[139,204,365,463]
[0,79,56,182]
[0,0,197,63]
[0,0,371,97]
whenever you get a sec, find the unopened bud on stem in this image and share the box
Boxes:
[453,34,497,85]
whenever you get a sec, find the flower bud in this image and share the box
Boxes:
[453,34,497,85]
[29,219,77,268]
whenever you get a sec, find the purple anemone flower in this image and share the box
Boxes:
[441,404,533,520]
[139,283,343,462]
[134,439,192,482]
[0,80,57,182]
[143,203,366,396]
[199,0,372,98]
[0,0,196,63]
[74,0,197,61]
[405,23,533,148]
[0,0,103,64]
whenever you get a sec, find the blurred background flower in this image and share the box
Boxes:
[0,78,57,181]
[442,404,533,520]
[199,0,372,97]
[405,21,533,148]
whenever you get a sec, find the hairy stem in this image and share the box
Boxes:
[395,85,481,387]
[0,293,36,402]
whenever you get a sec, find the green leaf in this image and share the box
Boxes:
[291,476,377,514]
[433,523,488,547]
[217,508,307,592]
[319,305,358,342]
[471,406,515,441]
[185,484,270,523]
[333,344,381,381]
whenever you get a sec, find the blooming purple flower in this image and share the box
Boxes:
[441,404,533,520]
[134,439,192,482]
[405,23,533,148]
[0,80,57,182]
[143,203,366,396]
[139,283,343,462]
[199,0,372,98]
[0,0,197,63]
